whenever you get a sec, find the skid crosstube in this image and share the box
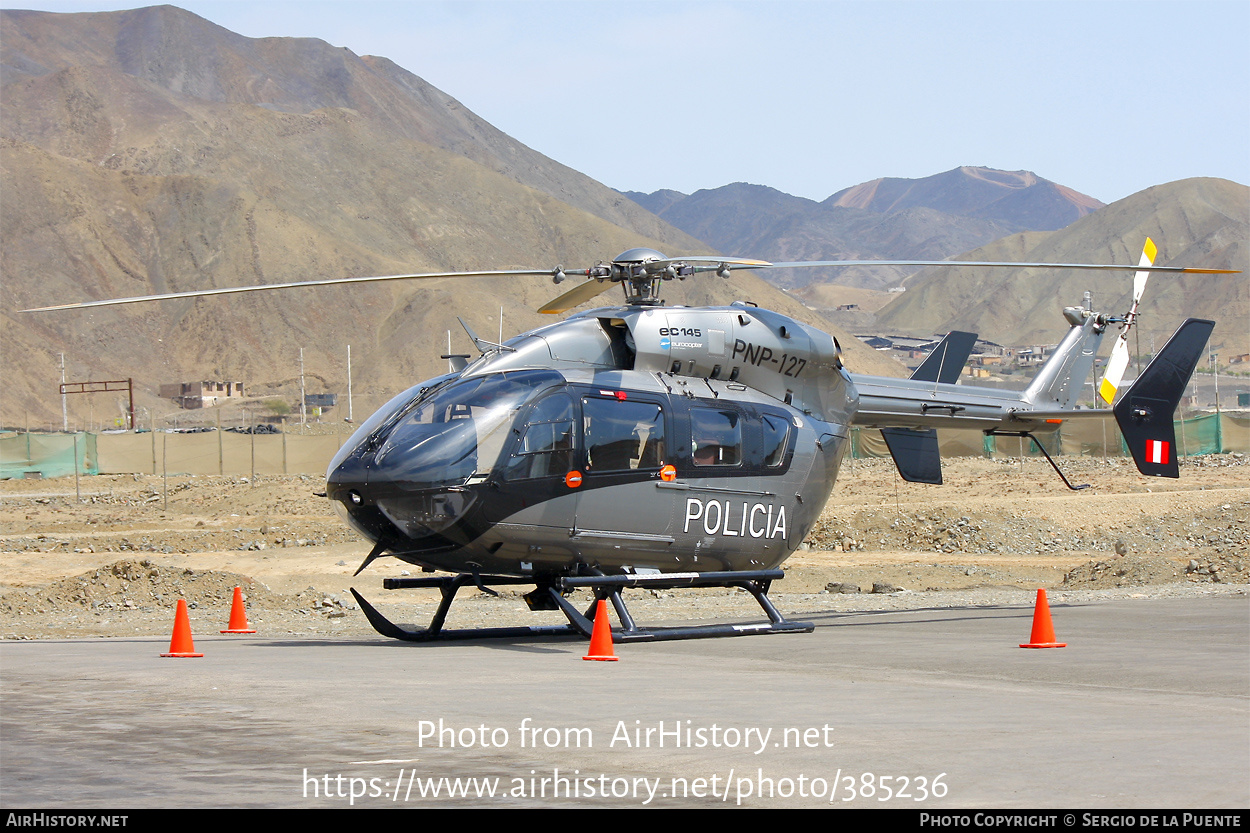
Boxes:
[349,569,814,643]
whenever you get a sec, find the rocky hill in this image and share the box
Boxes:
[0,5,903,429]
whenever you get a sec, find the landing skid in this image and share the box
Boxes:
[349,570,814,643]
[988,430,1090,491]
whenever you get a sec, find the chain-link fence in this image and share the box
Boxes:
[4,412,1247,479]
[1,429,348,478]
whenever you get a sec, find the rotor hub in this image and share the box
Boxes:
[610,249,684,306]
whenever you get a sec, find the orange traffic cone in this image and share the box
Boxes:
[582,599,618,661]
[221,586,256,634]
[161,598,204,657]
[1020,589,1066,648]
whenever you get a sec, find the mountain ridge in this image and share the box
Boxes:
[624,166,1106,291]
[0,5,906,428]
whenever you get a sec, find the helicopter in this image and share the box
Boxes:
[24,243,1231,643]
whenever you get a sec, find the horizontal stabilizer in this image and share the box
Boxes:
[881,427,943,484]
[874,330,978,483]
[1113,318,1214,478]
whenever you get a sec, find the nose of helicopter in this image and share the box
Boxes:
[324,437,389,544]
[322,367,565,548]
[325,442,365,495]
[325,425,483,547]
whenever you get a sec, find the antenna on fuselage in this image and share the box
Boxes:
[458,316,514,355]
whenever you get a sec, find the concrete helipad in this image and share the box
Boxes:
[1,594,1246,808]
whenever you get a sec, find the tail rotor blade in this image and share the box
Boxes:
[1100,337,1131,404]
[1131,237,1157,307]
[1098,238,1156,404]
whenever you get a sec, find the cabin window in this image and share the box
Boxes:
[583,397,666,471]
[691,407,742,467]
[761,414,790,467]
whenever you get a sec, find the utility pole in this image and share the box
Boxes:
[299,347,306,431]
[1212,349,1220,412]
[60,353,67,432]
[1134,320,1142,379]
[346,344,353,422]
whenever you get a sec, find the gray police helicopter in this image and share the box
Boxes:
[25,243,1230,642]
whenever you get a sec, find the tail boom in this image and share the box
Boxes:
[850,318,1213,481]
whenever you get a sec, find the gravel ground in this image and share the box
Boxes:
[1,455,1245,641]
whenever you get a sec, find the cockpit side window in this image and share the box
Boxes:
[504,393,576,480]
[583,397,666,472]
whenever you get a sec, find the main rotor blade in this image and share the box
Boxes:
[644,256,773,272]
[538,279,615,314]
[757,259,1236,274]
[19,268,561,312]
[23,249,1236,316]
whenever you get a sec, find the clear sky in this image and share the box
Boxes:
[7,0,1249,204]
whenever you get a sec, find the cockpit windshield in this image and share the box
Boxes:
[325,373,455,478]
[371,370,561,488]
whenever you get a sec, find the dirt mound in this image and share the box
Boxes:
[804,496,1250,557]
[0,558,280,617]
[809,456,1249,558]
[1063,553,1246,589]
[0,557,365,640]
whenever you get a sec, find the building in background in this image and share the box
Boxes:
[159,381,244,409]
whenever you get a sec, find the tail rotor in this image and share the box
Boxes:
[1099,238,1157,404]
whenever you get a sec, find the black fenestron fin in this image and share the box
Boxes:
[1114,318,1214,478]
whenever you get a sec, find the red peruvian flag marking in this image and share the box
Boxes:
[1146,439,1170,465]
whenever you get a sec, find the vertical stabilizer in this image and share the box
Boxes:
[1114,319,1213,478]
[911,331,978,385]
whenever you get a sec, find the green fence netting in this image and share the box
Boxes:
[3,416,1247,479]
[0,432,98,479]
